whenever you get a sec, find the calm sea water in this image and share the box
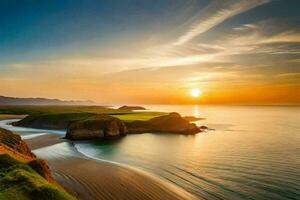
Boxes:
[0,106,299,199]
[75,105,300,200]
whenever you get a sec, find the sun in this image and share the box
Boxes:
[190,88,202,97]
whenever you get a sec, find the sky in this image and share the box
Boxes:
[0,0,299,105]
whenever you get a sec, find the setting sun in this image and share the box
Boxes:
[190,88,202,97]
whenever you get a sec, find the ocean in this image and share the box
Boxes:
[1,105,299,199]
[75,105,300,200]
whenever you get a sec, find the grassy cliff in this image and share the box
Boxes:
[0,128,75,200]
[0,104,166,131]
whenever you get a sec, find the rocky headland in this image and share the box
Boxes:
[12,112,205,141]
[125,112,201,134]
[66,112,201,140]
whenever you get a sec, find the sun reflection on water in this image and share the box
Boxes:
[193,105,200,117]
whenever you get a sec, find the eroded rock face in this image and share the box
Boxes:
[28,159,53,181]
[126,112,201,135]
[66,116,127,140]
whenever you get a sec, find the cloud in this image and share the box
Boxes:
[261,32,300,44]
[6,20,299,78]
[3,2,298,82]
[194,19,300,61]
[174,0,271,45]
[233,23,258,31]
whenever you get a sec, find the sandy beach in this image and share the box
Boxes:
[10,125,197,200]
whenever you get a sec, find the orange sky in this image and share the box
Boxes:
[0,0,299,105]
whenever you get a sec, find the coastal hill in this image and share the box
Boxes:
[66,112,201,140]
[125,112,201,134]
[13,112,203,140]
[0,95,95,105]
[1,105,206,140]
[0,128,74,200]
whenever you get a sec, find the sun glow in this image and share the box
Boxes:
[190,88,202,97]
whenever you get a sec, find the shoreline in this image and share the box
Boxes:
[71,140,199,199]
[0,117,198,200]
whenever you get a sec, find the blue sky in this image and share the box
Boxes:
[0,0,299,104]
[0,0,203,61]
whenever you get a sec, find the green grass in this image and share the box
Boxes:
[14,112,168,130]
[0,105,168,124]
[110,112,167,122]
[20,111,167,123]
[20,112,96,123]
[0,105,124,115]
[0,154,74,200]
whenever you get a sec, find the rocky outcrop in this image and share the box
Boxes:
[183,116,206,122]
[199,125,209,130]
[126,112,201,135]
[118,105,146,111]
[66,115,127,140]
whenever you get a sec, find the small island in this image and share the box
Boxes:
[117,105,147,111]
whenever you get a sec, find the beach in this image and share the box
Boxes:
[0,117,197,200]
[1,105,299,200]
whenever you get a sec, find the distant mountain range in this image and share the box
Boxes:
[0,96,95,105]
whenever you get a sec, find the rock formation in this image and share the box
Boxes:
[183,116,206,122]
[13,112,203,141]
[126,112,201,135]
[66,115,127,140]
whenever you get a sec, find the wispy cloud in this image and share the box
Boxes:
[174,0,271,45]
[261,32,300,44]
[233,23,258,31]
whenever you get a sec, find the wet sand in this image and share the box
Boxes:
[24,133,197,200]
